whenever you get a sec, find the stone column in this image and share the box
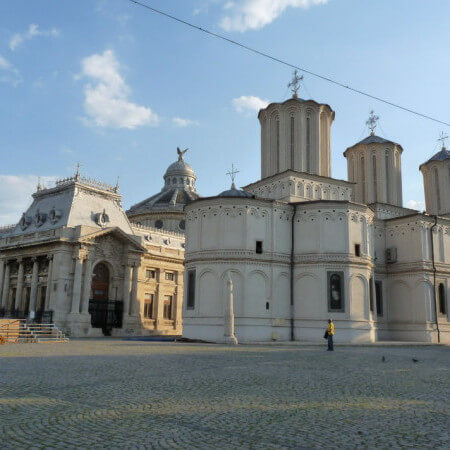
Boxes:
[130,263,139,316]
[29,257,39,314]
[14,259,24,312]
[122,264,131,317]
[70,257,83,314]
[223,273,238,345]
[0,259,4,304]
[45,255,53,310]
[81,256,92,314]
[1,262,10,310]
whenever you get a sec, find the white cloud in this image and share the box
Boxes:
[0,175,57,225]
[233,95,269,114]
[80,49,159,129]
[9,24,60,51]
[220,0,328,32]
[406,200,425,211]
[0,55,21,85]
[172,117,199,127]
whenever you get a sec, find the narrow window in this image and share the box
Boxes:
[306,116,311,173]
[385,150,390,203]
[143,293,154,319]
[163,295,173,319]
[434,168,441,212]
[146,269,156,279]
[438,283,447,315]
[256,241,263,254]
[361,157,366,201]
[375,281,383,316]
[187,270,196,309]
[354,244,361,257]
[165,272,174,281]
[290,116,295,168]
[369,277,374,312]
[265,302,270,310]
[372,154,377,203]
[328,272,344,312]
[276,119,280,172]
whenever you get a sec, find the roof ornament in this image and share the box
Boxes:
[366,110,379,136]
[438,131,448,150]
[287,70,303,99]
[74,162,82,181]
[114,176,120,193]
[177,147,188,161]
[226,163,240,189]
[37,176,43,191]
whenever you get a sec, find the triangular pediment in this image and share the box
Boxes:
[79,227,146,252]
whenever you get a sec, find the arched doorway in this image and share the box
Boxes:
[88,263,123,335]
[92,263,110,301]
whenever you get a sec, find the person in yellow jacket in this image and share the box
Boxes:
[326,319,335,351]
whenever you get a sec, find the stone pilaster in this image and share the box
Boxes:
[130,263,139,316]
[122,264,131,317]
[29,257,39,314]
[14,259,24,312]
[0,262,10,310]
[71,257,83,314]
[81,256,92,314]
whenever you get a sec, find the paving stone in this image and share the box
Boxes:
[0,341,449,448]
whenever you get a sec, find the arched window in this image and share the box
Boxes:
[385,150,390,203]
[434,167,441,212]
[438,283,447,315]
[91,263,110,301]
[328,272,344,311]
[360,156,366,202]
[290,115,295,168]
[372,154,377,203]
[306,116,311,173]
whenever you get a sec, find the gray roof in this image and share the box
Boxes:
[344,133,402,155]
[421,148,450,166]
[218,184,254,198]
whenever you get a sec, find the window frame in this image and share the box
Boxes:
[186,269,196,309]
[143,293,154,319]
[328,271,345,312]
[375,280,383,317]
[163,294,173,320]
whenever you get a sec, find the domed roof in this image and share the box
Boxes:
[218,183,254,198]
[421,147,450,167]
[127,148,200,217]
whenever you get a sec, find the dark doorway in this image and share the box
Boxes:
[88,263,123,335]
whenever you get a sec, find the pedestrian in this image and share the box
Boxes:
[325,319,334,351]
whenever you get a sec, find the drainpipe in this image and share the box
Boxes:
[430,215,440,343]
[290,204,297,341]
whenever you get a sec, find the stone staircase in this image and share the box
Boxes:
[0,319,69,344]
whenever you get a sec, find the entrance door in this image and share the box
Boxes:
[91,263,109,301]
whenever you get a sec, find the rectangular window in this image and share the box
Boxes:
[165,272,174,281]
[375,281,383,316]
[369,278,374,312]
[146,269,156,279]
[163,295,173,320]
[328,271,344,312]
[354,244,361,257]
[256,241,263,254]
[143,293,154,319]
[187,270,196,309]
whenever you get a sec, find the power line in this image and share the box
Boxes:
[127,0,450,127]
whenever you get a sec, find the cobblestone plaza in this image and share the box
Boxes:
[1,340,449,449]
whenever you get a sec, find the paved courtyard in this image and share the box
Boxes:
[1,340,449,449]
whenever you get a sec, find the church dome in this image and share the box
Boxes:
[218,184,254,198]
[164,158,195,178]
[420,147,450,167]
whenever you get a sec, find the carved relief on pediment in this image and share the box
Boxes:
[89,234,127,273]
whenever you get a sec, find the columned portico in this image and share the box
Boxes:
[45,255,53,310]
[123,263,131,317]
[71,256,83,314]
[81,256,92,314]
[130,262,139,316]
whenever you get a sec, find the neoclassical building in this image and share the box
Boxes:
[0,169,186,337]
[183,90,450,344]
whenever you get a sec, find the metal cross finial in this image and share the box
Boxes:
[438,131,449,149]
[366,110,379,135]
[226,164,240,189]
[114,176,120,193]
[74,162,82,180]
[287,70,303,99]
[37,176,42,191]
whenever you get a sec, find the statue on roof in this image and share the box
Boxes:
[177,147,188,161]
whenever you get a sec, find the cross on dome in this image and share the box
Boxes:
[366,110,379,135]
[288,70,303,99]
[438,131,448,150]
[226,164,240,189]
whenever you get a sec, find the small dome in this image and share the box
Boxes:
[218,184,254,198]
[421,147,450,167]
[164,159,195,178]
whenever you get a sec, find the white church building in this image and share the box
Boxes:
[182,81,450,344]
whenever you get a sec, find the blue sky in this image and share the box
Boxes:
[1,0,449,223]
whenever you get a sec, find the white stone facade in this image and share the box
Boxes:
[183,95,450,344]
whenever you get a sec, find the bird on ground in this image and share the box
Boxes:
[412,358,419,363]
[381,356,386,362]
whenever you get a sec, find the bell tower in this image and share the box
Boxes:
[258,72,335,179]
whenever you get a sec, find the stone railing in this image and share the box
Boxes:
[53,175,119,193]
